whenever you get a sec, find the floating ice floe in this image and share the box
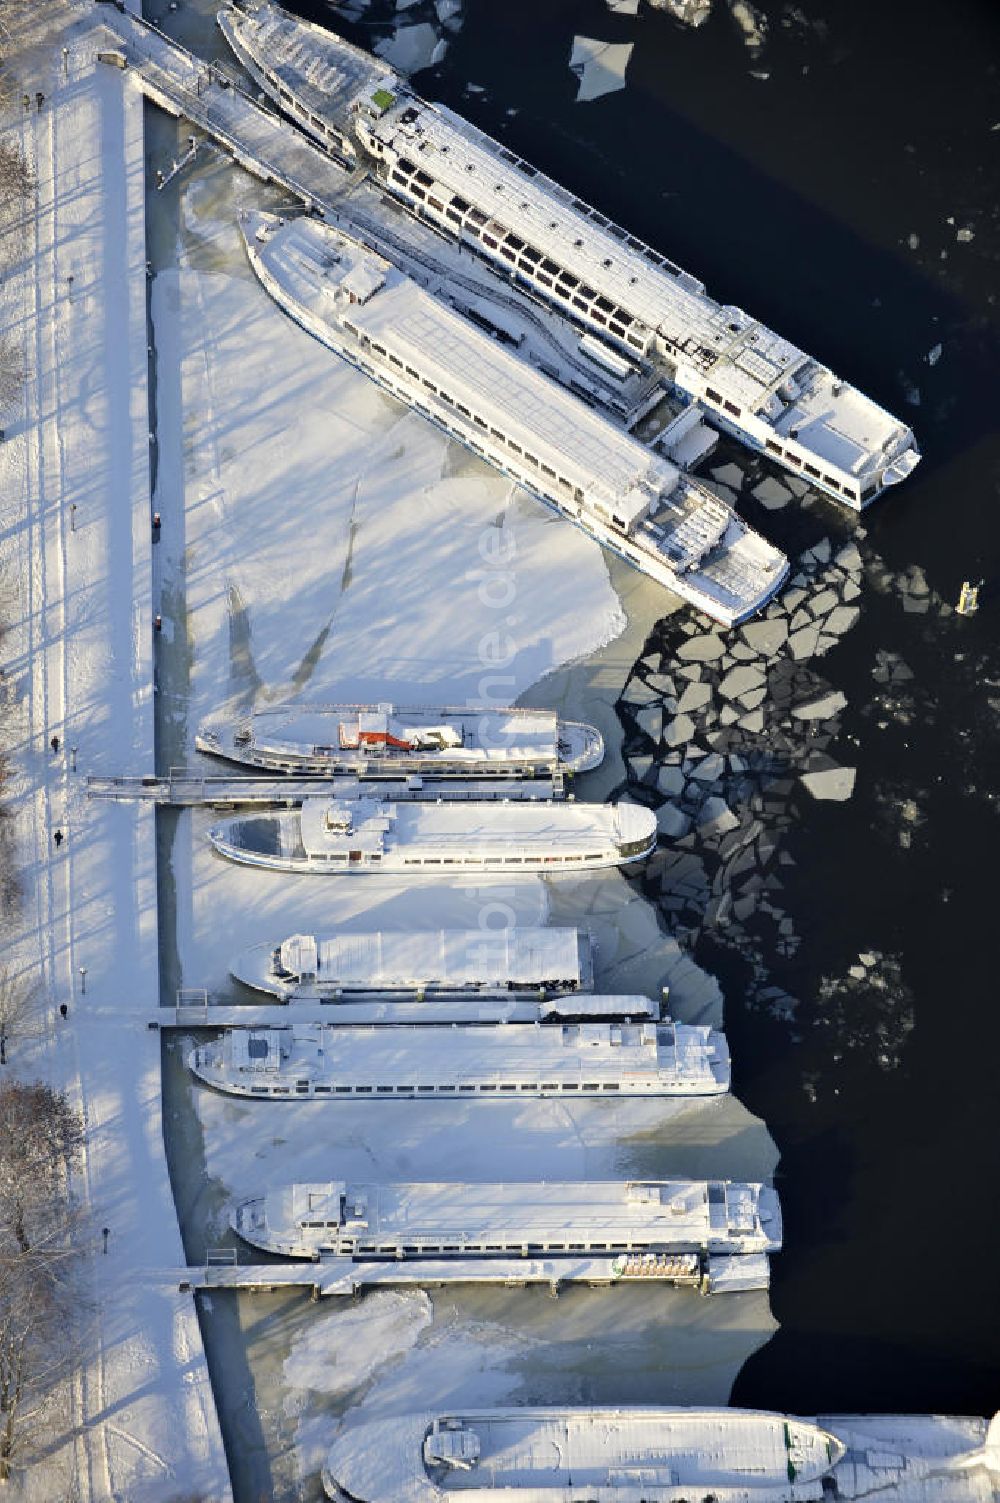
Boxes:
[677,632,727,663]
[800,765,856,801]
[751,476,792,510]
[728,0,767,50]
[569,36,635,102]
[375,22,443,74]
[873,650,914,686]
[927,342,942,366]
[697,796,740,835]
[711,462,744,489]
[791,689,848,721]
[647,0,713,25]
[605,0,640,13]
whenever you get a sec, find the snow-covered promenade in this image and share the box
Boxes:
[0,23,231,1500]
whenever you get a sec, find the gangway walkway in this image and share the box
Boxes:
[90,4,650,410]
[87,772,561,804]
[94,2,360,204]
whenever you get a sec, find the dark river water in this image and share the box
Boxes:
[289,0,1000,1417]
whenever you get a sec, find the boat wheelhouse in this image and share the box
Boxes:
[220,2,921,511]
[232,926,593,1000]
[188,1017,731,1100]
[195,702,603,778]
[231,1175,782,1284]
[321,1406,849,1503]
[207,796,657,874]
[240,210,788,627]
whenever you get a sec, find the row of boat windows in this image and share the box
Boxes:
[399,853,606,865]
[699,385,863,501]
[337,347,654,564]
[303,1236,650,1253]
[270,72,340,145]
[305,849,607,865]
[340,324,588,500]
[385,160,651,353]
[492,142,688,280]
[699,387,867,501]
[249,1080,626,1095]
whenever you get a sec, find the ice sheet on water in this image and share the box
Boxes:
[283,1291,433,1404]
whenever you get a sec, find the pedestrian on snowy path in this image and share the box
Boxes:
[53,829,63,849]
[50,734,60,754]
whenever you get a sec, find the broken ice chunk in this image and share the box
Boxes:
[569,37,634,101]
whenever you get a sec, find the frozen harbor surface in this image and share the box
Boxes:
[137,67,781,1497]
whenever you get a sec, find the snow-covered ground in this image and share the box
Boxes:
[0,22,231,1502]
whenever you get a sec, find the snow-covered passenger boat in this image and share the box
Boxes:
[231,1175,781,1292]
[208,796,657,874]
[322,1407,1000,1503]
[220,2,921,510]
[321,1407,849,1503]
[188,1017,731,1100]
[195,703,603,779]
[232,926,593,1001]
[238,210,788,628]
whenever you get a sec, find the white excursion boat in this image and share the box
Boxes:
[232,926,594,1001]
[239,209,788,628]
[207,796,657,874]
[220,2,921,510]
[195,703,603,779]
[231,1175,780,1293]
[322,1408,844,1502]
[321,1407,1000,1503]
[188,1017,731,1100]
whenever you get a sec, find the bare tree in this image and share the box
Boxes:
[0,969,38,1065]
[0,1080,83,1481]
[0,333,22,414]
[0,139,33,219]
[0,1081,84,1254]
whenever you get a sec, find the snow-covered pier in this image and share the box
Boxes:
[173,1250,768,1297]
[87,771,563,804]
[93,2,356,207]
[157,994,662,1029]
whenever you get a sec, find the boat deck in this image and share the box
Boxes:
[234,926,593,997]
[188,1019,731,1097]
[248,1177,781,1256]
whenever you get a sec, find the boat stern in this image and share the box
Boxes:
[614,803,658,863]
[559,718,605,774]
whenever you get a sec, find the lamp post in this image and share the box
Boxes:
[79,966,87,996]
